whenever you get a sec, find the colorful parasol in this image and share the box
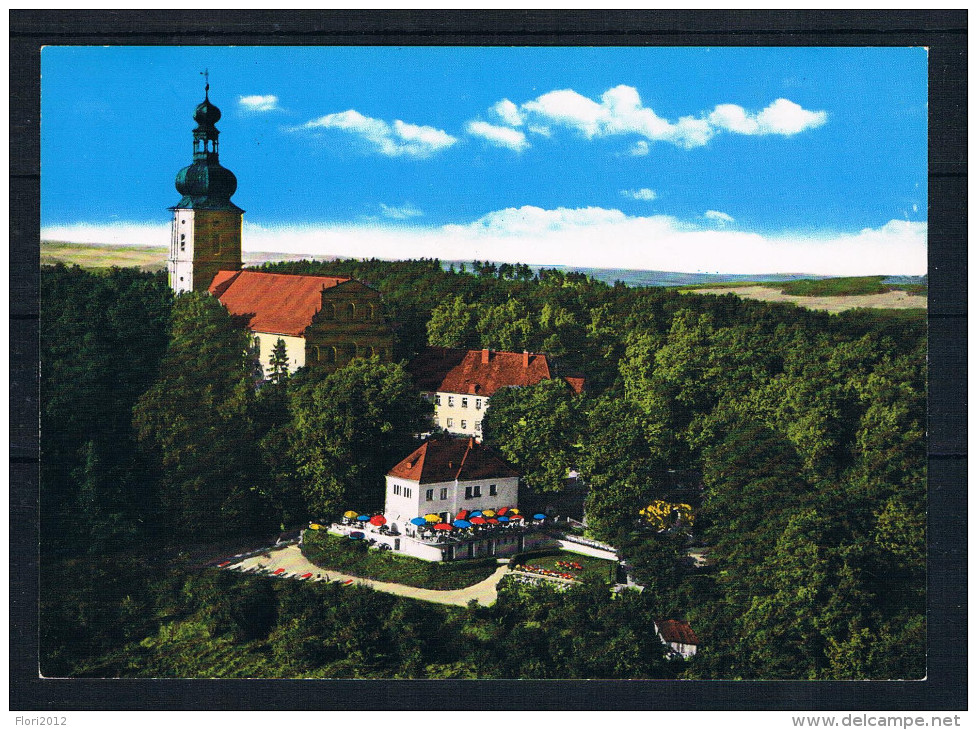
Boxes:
[424,513,440,523]
[344,510,359,519]
[410,517,428,526]
[369,515,387,526]
[433,522,453,531]
[453,519,472,529]
[470,516,487,525]
[482,509,496,517]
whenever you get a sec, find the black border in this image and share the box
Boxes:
[10,9,967,712]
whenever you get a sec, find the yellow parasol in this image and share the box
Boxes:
[424,513,440,523]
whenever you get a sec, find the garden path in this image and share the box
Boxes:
[227,544,508,607]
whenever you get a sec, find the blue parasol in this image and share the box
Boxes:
[357,514,370,521]
[497,516,510,523]
[534,513,546,520]
[469,510,483,517]
[410,517,427,526]
[453,519,472,529]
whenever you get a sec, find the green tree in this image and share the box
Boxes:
[481,378,582,493]
[426,294,479,348]
[477,298,533,352]
[287,357,431,518]
[133,292,273,541]
[268,337,291,385]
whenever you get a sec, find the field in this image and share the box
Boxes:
[684,285,927,313]
[41,241,169,270]
[41,241,329,271]
[301,530,498,590]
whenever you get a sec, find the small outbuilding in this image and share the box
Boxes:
[654,619,700,659]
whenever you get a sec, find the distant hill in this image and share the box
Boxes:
[40,241,335,271]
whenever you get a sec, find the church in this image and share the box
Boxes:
[167,83,393,377]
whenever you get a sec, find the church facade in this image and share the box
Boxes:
[167,84,393,377]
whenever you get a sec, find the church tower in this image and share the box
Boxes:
[168,77,244,294]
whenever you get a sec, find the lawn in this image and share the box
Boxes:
[513,550,618,584]
[301,530,498,590]
[777,276,896,297]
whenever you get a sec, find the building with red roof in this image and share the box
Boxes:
[384,437,520,533]
[654,619,700,659]
[167,87,393,379]
[407,347,584,439]
[208,269,394,378]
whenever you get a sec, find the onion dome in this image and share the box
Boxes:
[171,82,243,213]
[175,161,239,205]
[193,96,222,128]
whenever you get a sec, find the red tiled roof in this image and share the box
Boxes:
[388,437,520,484]
[656,619,699,646]
[408,347,556,397]
[564,376,586,395]
[208,270,351,336]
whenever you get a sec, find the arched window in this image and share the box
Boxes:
[323,303,336,320]
[367,304,376,321]
[313,346,321,362]
[349,302,358,320]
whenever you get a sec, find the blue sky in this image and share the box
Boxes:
[41,46,927,274]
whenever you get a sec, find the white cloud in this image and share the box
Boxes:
[379,203,423,220]
[629,140,650,156]
[709,98,827,136]
[491,99,524,126]
[621,188,657,201]
[466,121,529,152]
[41,215,926,277]
[501,85,826,150]
[704,210,735,225]
[238,95,280,113]
[528,124,551,137]
[300,109,457,158]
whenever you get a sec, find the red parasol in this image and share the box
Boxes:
[509,514,524,521]
[369,514,387,526]
[497,506,509,516]
[455,509,469,521]
[433,522,453,531]
[470,516,487,525]
[487,518,500,525]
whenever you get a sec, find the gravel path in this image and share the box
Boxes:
[226,544,508,607]
[686,287,927,313]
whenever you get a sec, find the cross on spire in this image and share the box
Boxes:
[201,68,209,98]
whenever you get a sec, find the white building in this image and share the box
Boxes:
[383,437,520,533]
[407,347,585,439]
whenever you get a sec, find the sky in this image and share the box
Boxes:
[41,46,928,275]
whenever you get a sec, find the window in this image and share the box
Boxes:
[476,399,482,409]
[448,396,454,407]
[426,489,434,501]
[473,485,482,497]
[405,487,412,498]
[489,484,497,496]
[440,488,448,500]
[394,484,401,496]
[435,395,441,406]
[461,420,467,430]
[462,398,468,408]
[475,421,482,433]
[447,418,453,428]
[465,487,472,500]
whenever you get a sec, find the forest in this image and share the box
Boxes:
[40,258,926,680]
